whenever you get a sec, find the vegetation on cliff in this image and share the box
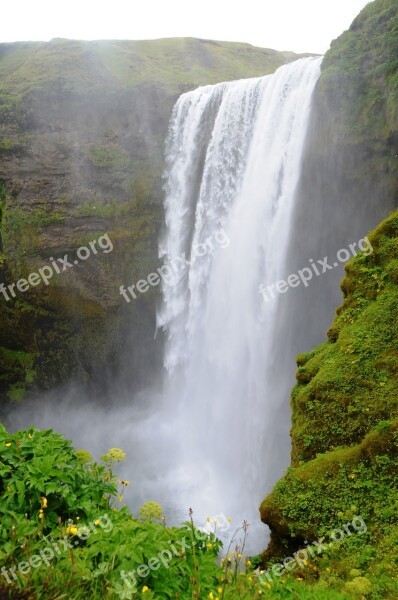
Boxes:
[260,210,398,599]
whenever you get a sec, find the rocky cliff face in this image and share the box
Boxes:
[0,38,309,403]
[260,2,398,597]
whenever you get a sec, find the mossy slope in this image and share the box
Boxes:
[260,211,398,599]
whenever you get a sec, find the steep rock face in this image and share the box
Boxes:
[0,38,309,402]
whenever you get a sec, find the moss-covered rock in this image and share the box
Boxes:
[291,211,398,464]
[260,212,398,598]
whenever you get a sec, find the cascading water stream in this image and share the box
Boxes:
[153,57,322,551]
[5,57,323,555]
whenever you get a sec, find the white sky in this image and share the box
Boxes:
[2,0,371,54]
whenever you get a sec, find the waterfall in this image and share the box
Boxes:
[4,57,323,554]
[154,57,322,551]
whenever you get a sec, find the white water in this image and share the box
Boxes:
[7,57,322,555]
[149,57,322,551]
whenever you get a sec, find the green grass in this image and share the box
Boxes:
[0,38,313,99]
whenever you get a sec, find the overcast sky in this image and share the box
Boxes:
[2,0,371,54]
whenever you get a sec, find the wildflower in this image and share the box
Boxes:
[206,543,213,549]
[264,582,271,590]
[208,593,214,600]
[5,442,11,447]
[227,517,232,522]
[296,577,303,581]
[122,480,130,486]
[247,560,252,566]
[38,509,44,519]
[237,553,242,558]
[66,526,78,535]
[40,497,48,508]
[102,448,126,463]
[28,434,33,439]
[118,495,124,503]
[348,473,356,480]
[207,516,211,522]
[94,519,100,525]
[217,587,222,594]
[142,586,149,593]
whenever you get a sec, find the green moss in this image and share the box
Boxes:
[86,143,130,169]
[317,0,398,201]
[261,211,398,598]
[0,138,13,150]
[291,211,398,464]
[0,346,38,401]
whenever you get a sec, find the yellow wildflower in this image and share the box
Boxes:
[118,494,124,503]
[5,443,11,447]
[208,593,214,600]
[66,526,78,535]
[94,519,100,525]
[296,576,303,581]
[264,582,271,589]
[142,586,149,593]
[40,497,48,508]
[206,543,213,549]
[217,588,222,594]
[227,517,232,522]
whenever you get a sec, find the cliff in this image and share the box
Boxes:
[0,38,309,403]
[260,3,398,596]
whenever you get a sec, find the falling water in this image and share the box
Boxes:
[155,57,322,551]
[6,57,323,555]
